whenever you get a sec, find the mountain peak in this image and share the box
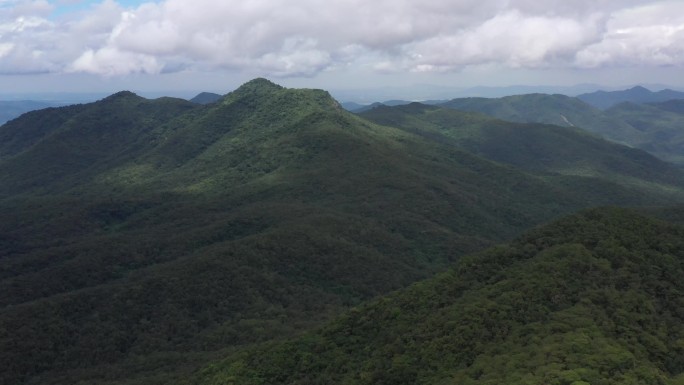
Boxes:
[628,85,651,94]
[190,92,222,104]
[220,78,341,114]
[105,90,141,99]
[232,78,284,95]
[99,91,144,104]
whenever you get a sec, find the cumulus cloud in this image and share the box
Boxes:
[0,0,683,77]
[575,1,684,67]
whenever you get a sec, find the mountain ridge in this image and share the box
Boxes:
[2,79,684,384]
[361,102,684,188]
[578,86,684,109]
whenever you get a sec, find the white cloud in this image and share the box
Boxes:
[0,0,683,77]
[575,1,684,68]
[1,0,53,17]
[404,10,604,72]
[69,47,163,75]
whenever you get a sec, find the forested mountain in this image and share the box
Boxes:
[1,79,684,384]
[190,92,223,104]
[438,93,644,146]
[578,86,684,109]
[436,93,684,166]
[360,103,684,188]
[0,100,64,125]
[649,99,684,114]
[604,102,684,165]
[195,207,684,385]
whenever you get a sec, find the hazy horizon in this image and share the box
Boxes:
[2,0,684,101]
[1,81,682,105]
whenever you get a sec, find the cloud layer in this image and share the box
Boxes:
[1,0,684,77]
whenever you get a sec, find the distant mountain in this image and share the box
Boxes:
[604,101,684,165]
[360,103,684,188]
[189,91,223,104]
[649,99,684,114]
[340,101,367,111]
[578,86,684,109]
[435,92,684,166]
[3,79,684,384]
[352,101,385,112]
[0,100,65,124]
[194,207,684,385]
[342,99,448,113]
[439,93,644,146]
[328,83,606,103]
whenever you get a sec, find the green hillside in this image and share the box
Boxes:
[0,100,64,125]
[2,79,684,384]
[439,94,644,146]
[0,93,199,195]
[604,102,684,165]
[438,93,684,166]
[196,207,684,385]
[360,103,684,191]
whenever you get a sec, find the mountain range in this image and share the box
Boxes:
[417,92,684,166]
[1,79,683,384]
[578,86,684,109]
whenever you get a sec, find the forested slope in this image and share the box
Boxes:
[2,80,684,384]
[197,207,684,385]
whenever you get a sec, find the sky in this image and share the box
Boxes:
[1,0,684,100]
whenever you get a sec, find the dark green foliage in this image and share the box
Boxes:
[0,103,88,159]
[0,100,65,125]
[2,79,684,384]
[196,208,684,385]
[0,92,198,195]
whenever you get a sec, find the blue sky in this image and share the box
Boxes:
[1,0,684,100]
[52,1,145,21]
[49,0,146,16]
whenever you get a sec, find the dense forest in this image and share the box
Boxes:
[1,79,683,384]
[196,208,684,385]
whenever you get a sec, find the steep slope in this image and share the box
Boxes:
[2,79,684,385]
[578,86,684,109]
[360,103,684,191]
[196,207,684,385]
[439,93,644,146]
